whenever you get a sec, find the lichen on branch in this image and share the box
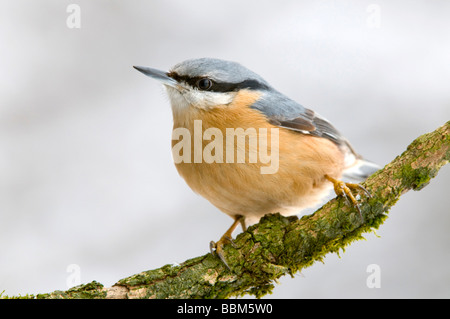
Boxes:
[26,121,450,299]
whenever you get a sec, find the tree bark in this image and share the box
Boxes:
[33,121,449,299]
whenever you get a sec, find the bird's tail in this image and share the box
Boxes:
[342,158,381,182]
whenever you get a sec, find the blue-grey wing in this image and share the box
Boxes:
[250,90,350,150]
[250,90,381,180]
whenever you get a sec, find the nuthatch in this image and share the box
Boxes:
[134,58,379,267]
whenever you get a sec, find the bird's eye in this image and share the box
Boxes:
[196,78,213,90]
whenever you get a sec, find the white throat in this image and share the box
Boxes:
[164,85,236,113]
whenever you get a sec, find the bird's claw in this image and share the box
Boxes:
[325,175,371,222]
[209,215,244,270]
[210,236,236,270]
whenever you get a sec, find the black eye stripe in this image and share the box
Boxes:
[166,72,270,93]
[167,72,203,89]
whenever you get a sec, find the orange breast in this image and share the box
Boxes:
[171,90,345,222]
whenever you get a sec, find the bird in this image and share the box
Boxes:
[133,58,380,267]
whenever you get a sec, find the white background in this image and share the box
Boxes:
[1,1,449,298]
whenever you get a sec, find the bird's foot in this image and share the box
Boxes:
[209,215,245,270]
[210,236,237,270]
[325,174,371,222]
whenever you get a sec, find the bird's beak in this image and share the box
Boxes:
[133,66,178,88]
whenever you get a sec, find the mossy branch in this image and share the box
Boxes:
[26,122,450,299]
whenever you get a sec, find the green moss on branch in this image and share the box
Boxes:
[14,121,450,299]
